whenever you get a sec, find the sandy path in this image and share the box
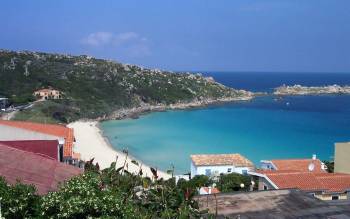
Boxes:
[68,121,170,179]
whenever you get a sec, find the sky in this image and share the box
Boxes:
[1,0,350,72]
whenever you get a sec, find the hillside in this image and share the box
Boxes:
[0,49,253,123]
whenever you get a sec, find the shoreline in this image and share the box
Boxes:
[103,95,256,121]
[68,121,171,179]
[68,96,256,178]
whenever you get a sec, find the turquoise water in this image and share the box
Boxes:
[101,73,350,173]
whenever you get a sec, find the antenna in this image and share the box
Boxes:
[308,162,315,172]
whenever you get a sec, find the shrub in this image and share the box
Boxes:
[0,177,41,218]
[216,173,251,192]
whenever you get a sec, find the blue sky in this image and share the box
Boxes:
[1,0,349,72]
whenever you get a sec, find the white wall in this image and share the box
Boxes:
[260,161,276,170]
[258,177,276,190]
[0,125,65,146]
[191,163,252,177]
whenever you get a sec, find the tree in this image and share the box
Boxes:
[217,173,251,192]
[323,160,334,173]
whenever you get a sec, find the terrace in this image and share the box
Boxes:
[196,189,350,218]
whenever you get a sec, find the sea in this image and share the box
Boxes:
[101,72,350,174]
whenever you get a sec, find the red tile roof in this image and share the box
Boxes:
[256,171,350,193]
[316,173,350,193]
[0,144,82,195]
[0,140,60,160]
[201,187,220,194]
[34,88,60,93]
[0,120,74,158]
[191,154,254,167]
[271,159,325,172]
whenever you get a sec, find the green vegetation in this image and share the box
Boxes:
[0,178,40,218]
[0,159,251,218]
[12,100,70,124]
[216,173,251,192]
[323,160,334,173]
[0,49,251,123]
[0,162,201,218]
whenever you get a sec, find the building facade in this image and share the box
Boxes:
[0,140,61,161]
[33,88,61,100]
[335,142,350,174]
[190,153,254,177]
[0,120,81,166]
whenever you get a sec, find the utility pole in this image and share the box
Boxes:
[0,199,3,219]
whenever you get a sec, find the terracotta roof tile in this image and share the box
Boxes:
[202,187,220,194]
[34,88,59,93]
[260,171,350,193]
[0,120,74,157]
[316,173,350,193]
[271,159,325,172]
[0,144,82,195]
[191,154,254,167]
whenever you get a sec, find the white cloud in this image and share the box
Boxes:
[81,31,151,57]
[81,32,114,46]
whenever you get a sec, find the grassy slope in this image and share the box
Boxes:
[0,50,249,123]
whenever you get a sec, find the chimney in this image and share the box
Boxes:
[312,154,317,160]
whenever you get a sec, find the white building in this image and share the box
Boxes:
[0,120,80,165]
[190,153,254,177]
[0,98,8,110]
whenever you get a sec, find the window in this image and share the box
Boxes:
[332,195,339,200]
[242,170,248,175]
[205,169,211,176]
[263,185,268,190]
[227,168,232,173]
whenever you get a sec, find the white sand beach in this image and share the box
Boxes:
[68,121,170,179]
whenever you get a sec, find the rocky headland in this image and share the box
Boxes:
[274,84,350,96]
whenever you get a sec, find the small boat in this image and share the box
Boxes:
[286,102,290,106]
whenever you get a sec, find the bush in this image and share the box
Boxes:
[216,173,251,192]
[0,177,41,218]
[0,163,201,218]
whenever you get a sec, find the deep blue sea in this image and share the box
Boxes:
[101,72,350,174]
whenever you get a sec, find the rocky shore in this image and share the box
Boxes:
[104,93,255,120]
[274,84,350,96]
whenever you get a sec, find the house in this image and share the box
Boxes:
[190,153,254,177]
[249,156,350,201]
[0,97,8,110]
[0,120,81,166]
[0,140,61,161]
[199,187,220,195]
[259,155,327,172]
[335,142,350,174]
[0,143,82,195]
[196,189,350,218]
[33,88,61,100]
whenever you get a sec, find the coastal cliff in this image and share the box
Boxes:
[274,84,350,96]
[0,49,254,123]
